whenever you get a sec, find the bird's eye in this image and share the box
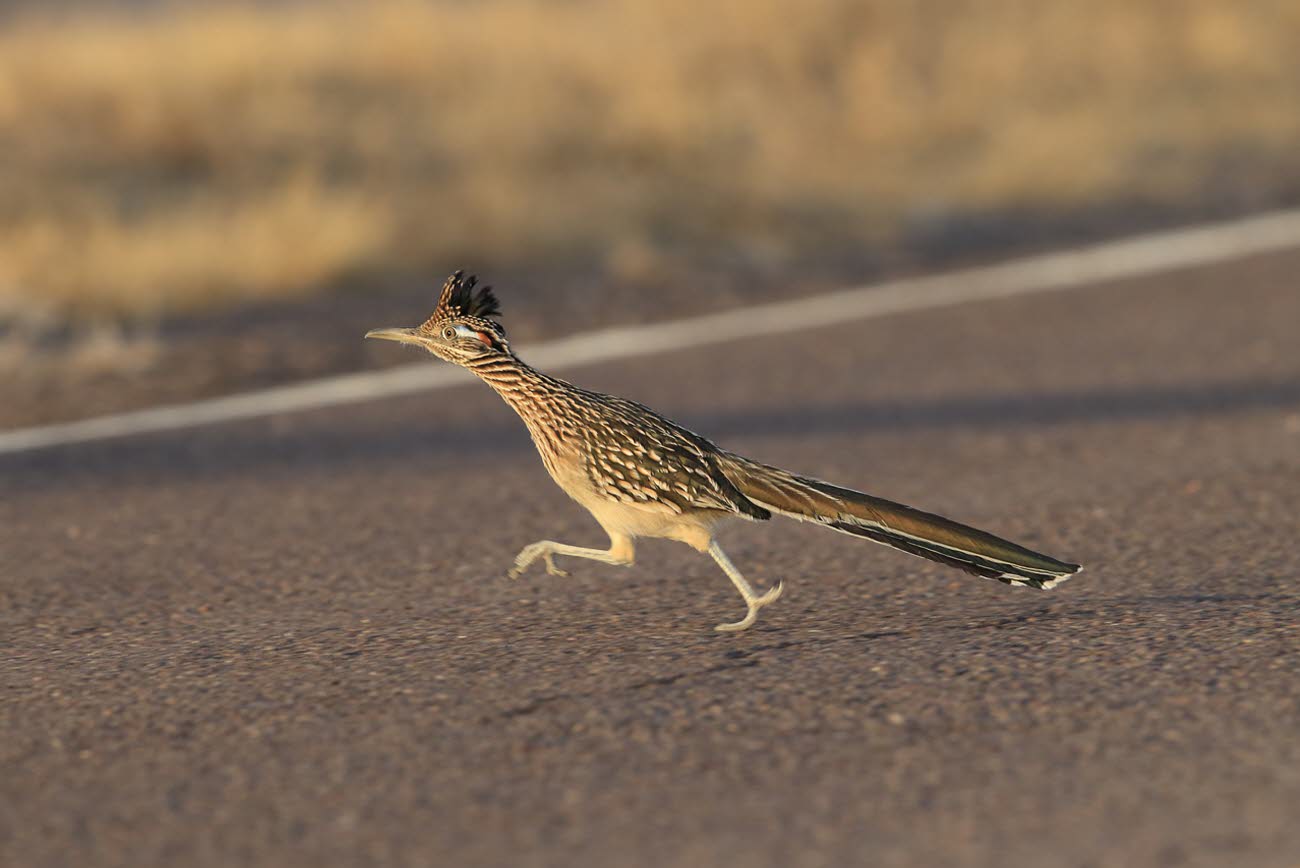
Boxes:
[442,326,457,341]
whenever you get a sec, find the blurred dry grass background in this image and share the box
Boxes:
[2,0,1300,327]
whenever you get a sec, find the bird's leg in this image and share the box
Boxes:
[707,540,784,633]
[508,532,634,579]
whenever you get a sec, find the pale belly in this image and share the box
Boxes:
[541,443,724,549]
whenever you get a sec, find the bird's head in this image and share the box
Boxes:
[366,271,509,366]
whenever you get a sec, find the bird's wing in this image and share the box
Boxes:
[582,399,770,520]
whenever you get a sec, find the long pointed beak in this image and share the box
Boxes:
[365,327,422,345]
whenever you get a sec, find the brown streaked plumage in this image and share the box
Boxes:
[367,272,1082,632]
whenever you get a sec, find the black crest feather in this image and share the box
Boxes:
[437,270,501,320]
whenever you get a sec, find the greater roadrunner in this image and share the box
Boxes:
[367,273,1082,632]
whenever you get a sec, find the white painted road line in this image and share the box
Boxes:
[5,208,1300,457]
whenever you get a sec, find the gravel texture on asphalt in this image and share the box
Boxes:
[2,251,1299,868]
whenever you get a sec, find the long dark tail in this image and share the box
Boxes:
[718,454,1081,589]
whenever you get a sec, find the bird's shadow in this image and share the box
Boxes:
[730,590,1286,656]
[484,590,1289,719]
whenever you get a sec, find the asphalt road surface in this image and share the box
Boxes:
[3,250,1299,868]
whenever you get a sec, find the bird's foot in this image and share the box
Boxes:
[507,543,568,579]
[715,580,784,633]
